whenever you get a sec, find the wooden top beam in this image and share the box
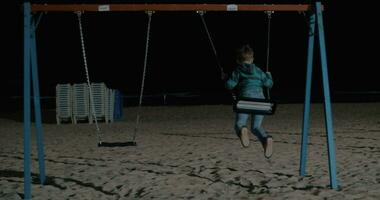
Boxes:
[31,4,317,12]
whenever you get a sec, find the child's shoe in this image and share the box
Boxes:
[263,136,273,159]
[239,127,250,148]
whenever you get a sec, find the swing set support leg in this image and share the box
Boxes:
[23,2,46,199]
[300,9,315,179]
[300,1,338,190]
[23,3,32,199]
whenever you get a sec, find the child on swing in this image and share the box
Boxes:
[224,44,274,158]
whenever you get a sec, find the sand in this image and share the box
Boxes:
[1,103,380,199]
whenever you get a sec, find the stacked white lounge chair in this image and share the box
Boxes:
[107,88,115,123]
[90,82,108,123]
[56,82,116,124]
[56,83,73,124]
[72,83,91,124]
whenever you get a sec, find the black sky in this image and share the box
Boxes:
[2,1,379,104]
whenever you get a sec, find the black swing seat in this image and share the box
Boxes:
[233,97,276,115]
[98,141,137,147]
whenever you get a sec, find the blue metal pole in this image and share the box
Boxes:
[23,2,32,200]
[31,19,46,185]
[315,1,338,189]
[300,11,316,177]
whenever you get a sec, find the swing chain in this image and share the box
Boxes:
[198,11,224,80]
[264,10,274,19]
[76,11,102,144]
[145,10,154,16]
[133,10,153,142]
[196,10,205,16]
[264,10,273,99]
[264,10,273,73]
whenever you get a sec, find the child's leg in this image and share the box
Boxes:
[251,115,273,158]
[235,113,250,147]
[251,115,269,144]
[235,113,249,135]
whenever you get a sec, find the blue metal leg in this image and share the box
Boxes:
[300,12,316,177]
[23,2,32,200]
[316,1,338,189]
[31,20,46,185]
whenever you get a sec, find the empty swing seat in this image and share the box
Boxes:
[98,141,137,147]
[233,97,276,115]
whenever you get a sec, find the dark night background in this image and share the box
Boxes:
[1,0,379,111]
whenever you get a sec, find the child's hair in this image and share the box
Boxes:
[236,44,254,64]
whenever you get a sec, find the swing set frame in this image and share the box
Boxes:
[22,2,336,199]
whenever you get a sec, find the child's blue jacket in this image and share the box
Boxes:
[225,63,273,97]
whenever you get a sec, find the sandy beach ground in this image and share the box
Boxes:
[1,103,379,199]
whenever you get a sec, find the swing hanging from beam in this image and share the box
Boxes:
[97,11,153,147]
[199,10,276,115]
[76,11,153,147]
[233,10,276,115]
